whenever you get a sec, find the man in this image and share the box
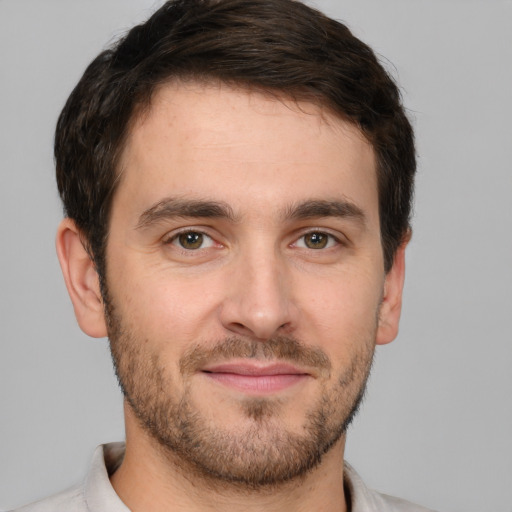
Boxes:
[14,0,434,511]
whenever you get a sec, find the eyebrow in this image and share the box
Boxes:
[283,199,366,225]
[136,197,366,230]
[136,197,238,229]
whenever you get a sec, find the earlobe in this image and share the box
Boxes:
[376,240,409,345]
[56,218,108,338]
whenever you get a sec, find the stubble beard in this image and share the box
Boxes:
[105,296,375,490]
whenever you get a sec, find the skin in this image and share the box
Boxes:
[56,81,407,512]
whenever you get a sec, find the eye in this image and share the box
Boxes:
[169,231,215,250]
[295,231,338,250]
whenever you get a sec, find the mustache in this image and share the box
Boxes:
[179,335,331,376]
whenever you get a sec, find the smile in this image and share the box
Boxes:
[201,362,311,394]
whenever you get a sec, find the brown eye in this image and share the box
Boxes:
[295,232,339,250]
[303,232,329,249]
[176,232,206,250]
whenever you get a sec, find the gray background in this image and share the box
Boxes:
[1,1,511,511]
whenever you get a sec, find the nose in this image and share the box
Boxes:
[219,249,298,341]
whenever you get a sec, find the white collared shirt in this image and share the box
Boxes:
[12,443,436,512]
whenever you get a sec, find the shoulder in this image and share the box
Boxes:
[9,443,128,512]
[10,485,86,512]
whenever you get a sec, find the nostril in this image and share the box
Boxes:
[227,322,255,337]
[230,322,251,334]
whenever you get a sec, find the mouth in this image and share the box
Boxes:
[200,362,311,395]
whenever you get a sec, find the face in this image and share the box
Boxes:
[102,81,397,487]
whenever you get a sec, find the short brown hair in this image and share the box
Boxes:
[55,0,415,285]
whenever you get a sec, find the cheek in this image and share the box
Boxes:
[300,268,383,351]
[109,260,224,347]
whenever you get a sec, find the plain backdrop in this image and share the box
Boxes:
[1,1,511,511]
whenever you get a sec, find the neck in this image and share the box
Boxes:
[110,405,348,512]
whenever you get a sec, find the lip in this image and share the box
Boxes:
[201,362,310,394]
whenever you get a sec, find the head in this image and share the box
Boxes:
[55,0,415,490]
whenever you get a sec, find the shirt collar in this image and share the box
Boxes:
[84,443,130,512]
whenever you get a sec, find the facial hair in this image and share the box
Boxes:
[105,295,375,490]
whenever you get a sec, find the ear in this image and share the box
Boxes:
[376,238,409,345]
[56,218,108,338]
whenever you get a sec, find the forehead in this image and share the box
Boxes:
[115,81,378,224]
